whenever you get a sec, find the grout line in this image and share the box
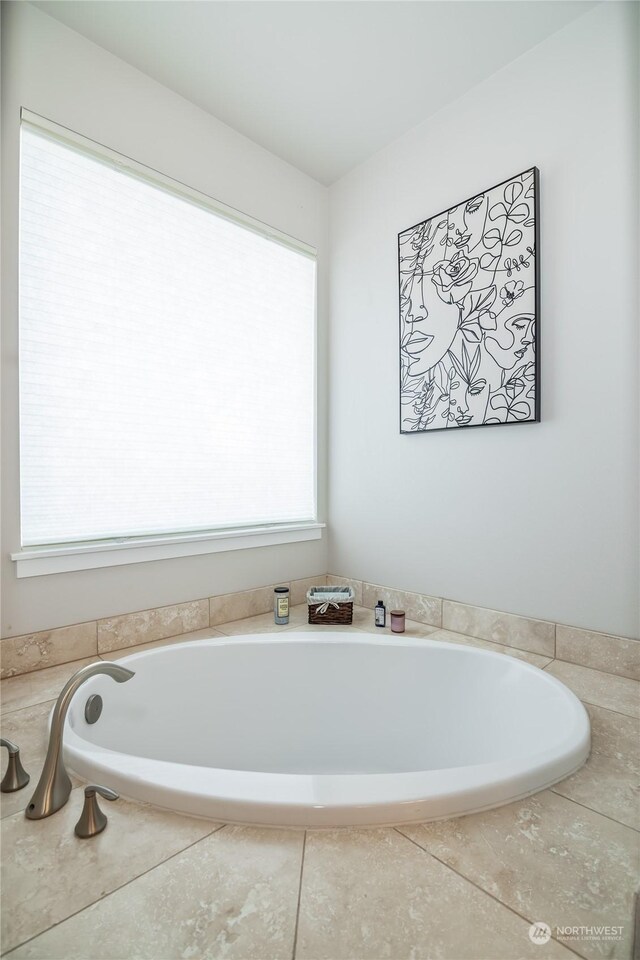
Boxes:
[540,666,639,720]
[4,822,227,956]
[0,697,57,719]
[1,653,102,688]
[582,699,640,721]
[291,830,307,960]
[549,789,640,833]
[544,662,640,720]
[548,653,640,684]
[393,828,587,960]
[543,657,640,682]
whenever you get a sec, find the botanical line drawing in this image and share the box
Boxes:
[398,167,539,433]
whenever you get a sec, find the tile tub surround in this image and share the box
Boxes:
[556,624,640,682]
[427,628,552,668]
[209,576,328,626]
[551,703,640,831]
[361,581,442,628]
[0,624,96,680]
[544,660,640,720]
[209,584,281,626]
[0,657,100,716]
[0,576,328,679]
[97,626,226,659]
[442,598,556,658]
[1,617,638,960]
[97,599,210,654]
[332,574,640,667]
[2,572,638,682]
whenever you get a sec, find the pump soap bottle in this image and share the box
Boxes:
[374,599,386,628]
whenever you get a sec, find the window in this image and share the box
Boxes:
[17,113,317,566]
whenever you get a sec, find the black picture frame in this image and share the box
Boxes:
[398,167,540,434]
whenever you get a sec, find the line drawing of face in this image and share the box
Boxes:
[485,312,535,370]
[403,278,460,378]
[449,379,472,426]
[447,371,490,426]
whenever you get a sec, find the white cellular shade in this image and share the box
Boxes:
[19,124,316,546]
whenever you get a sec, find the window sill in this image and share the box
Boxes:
[11,523,325,578]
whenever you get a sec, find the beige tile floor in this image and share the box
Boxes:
[1,606,639,960]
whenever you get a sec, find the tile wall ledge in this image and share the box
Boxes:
[0,576,327,679]
[442,598,555,658]
[0,623,97,680]
[2,573,638,681]
[98,600,210,655]
[328,574,639,677]
[555,624,640,682]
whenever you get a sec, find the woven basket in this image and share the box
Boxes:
[307,586,355,625]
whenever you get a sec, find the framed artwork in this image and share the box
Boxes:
[398,167,539,433]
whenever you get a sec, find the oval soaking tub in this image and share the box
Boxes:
[64,633,590,827]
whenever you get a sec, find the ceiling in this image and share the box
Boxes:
[33,1,596,185]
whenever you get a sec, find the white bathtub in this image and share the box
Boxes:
[64,633,590,827]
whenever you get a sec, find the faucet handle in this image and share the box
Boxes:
[0,738,30,792]
[74,784,119,838]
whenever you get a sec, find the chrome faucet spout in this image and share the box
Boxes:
[25,662,134,820]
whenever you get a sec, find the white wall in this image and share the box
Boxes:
[0,2,329,636]
[2,2,638,641]
[328,3,639,638]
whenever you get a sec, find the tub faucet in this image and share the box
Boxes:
[1,739,30,792]
[25,662,135,820]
